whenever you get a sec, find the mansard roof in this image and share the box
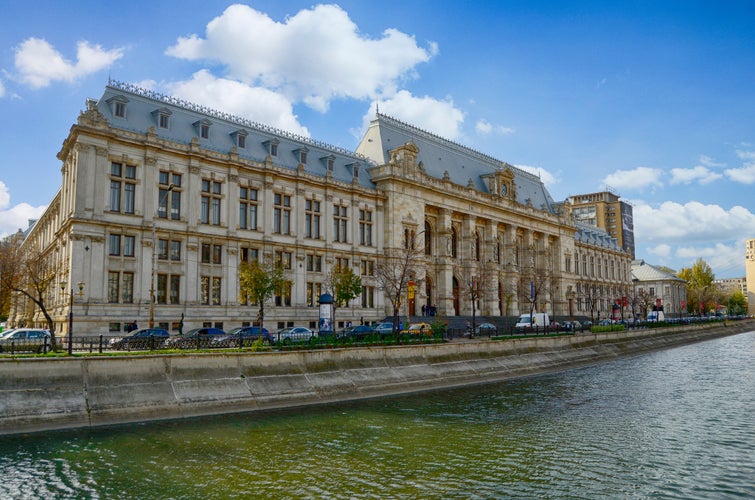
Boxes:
[96,81,375,188]
[355,113,557,213]
[574,221,623,252]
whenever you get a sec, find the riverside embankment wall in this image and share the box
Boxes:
[1,321,752,435]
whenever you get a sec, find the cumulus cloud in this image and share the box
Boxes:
[475,119,514,136]
[0,79,5,98]
[166,71,310,136]
[0,181,47,238]
[515,164,558,187]
[166,4,437,112]
[647,244,672,257]
[361,90,465,140]
[675,241,746,277]
[603,167,663,191]
[632,200,755,244]
[14,38,123,88]
[724,148,755,184]
[669,166,722,185]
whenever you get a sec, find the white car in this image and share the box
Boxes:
[276,327,317,344]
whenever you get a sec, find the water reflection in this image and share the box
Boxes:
[1,331,753,499]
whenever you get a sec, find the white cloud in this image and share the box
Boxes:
[166,71,310,136]
[0,78,5,98]
[669,166,722,185]
[361,90,465,140]
[724,148,755,184]
[0,181,47,238]
[515,164,558,187]
[14,38,123,89]
[675,241,745,277]
[603,167,663,191]
[647,244,672,257]
[632,200,755,244]
[475,119,514,136]
[165,4,437,112]
[698,154,725,168]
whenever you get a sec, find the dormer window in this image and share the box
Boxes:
[193,119,211,139]
[263,139,279,157]
[151,107,172,129]
[294,147,309,165]
[231,130,248,149]
[321,155,335,172]
[347,162,360,179]
[106,95,129,118]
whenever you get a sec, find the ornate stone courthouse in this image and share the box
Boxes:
[9,81,631,336]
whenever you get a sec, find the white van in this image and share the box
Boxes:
[647,311,665,322]
[516,313,550,329]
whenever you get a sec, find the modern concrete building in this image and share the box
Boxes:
[7,81,632,337]
[713,277,746,296]
[746,238,755,316]
[567,190,635,258]
[631,259,687,319]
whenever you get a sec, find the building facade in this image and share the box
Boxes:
[746,238,755,316]
[8,81,632,337]
[567,191,635,258]
[631,259,687,319]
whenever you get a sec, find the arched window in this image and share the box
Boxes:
[475,232,481,261]
[451,227,458,258]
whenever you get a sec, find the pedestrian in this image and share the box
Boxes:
[421,304,426,316]
[178,313,184,335]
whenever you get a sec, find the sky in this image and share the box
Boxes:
[1,0,754,278]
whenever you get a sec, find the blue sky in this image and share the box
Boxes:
[1,1,754,278]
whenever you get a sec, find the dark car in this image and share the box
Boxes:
[336,324,375,341]
[212,326,274,347]
[0,328,53,353]
[109,328,170,350]
[167,328,227,349]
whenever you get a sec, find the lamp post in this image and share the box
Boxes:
[149,184,174,328]
[60,281,84,355]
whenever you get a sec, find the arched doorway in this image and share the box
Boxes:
[452,277,460,315]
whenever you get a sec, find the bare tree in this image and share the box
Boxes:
[461,259,496,334]
[374,243,423,335]
[636,288,655,320]
[0,240,58,343]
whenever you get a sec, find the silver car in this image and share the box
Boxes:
[276,327,317,344]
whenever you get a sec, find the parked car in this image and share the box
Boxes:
[166,328,227,348]
[212,326,274,347]
[373,322,396,336]
[401,322,433,336]
[110,328,170,350]
[337,324,375,341]
[598,319,615,326]
[276,327,317,344]
[475,322,497,335]
[562,320,582,332]
[0,328,53,353]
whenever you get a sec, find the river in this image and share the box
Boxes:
[1,331,753,499]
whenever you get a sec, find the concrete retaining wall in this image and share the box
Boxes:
[1,321,752,435]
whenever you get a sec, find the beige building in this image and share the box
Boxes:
[747,238,755,316]
[631,260,687,319]
[568,191,635,258]
[8,81,632,337]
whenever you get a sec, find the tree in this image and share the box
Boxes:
[723,290,747,316]
[326,266,362,330]
[374,243,423,336]
[238,260,289,334]
[636,288,655,320]
[462,259,496,333]
[0,238,58,345]
[678,258,715,315]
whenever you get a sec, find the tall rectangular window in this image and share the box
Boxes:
[239,187,258,230]
[305,199,321,239]
[108,272,134,303]
[109,234,121,256]
[241,247,259,263]
[108,272,119,303]
[333,204,348,242]
[306,254,322,272]
[201,243,222,264]
[360,259,374,276]
[201,179,222,225]
[275,282,292,307]
[109,162,136,214]
[273,193,291,234]
[201,276,221,305]
[361,286,375,308]
[275,251,292,269]
[306,282,322,307]
[157,274,180,304]
[122,272,134,303]
[359,209,373,246]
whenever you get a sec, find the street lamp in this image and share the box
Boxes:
[149,184,174,328]
[60,280,84,355]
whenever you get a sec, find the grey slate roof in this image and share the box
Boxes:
[97,81,376,189]
[632,259,685,282]
[355,113,557,213]
[574,222,623,251]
